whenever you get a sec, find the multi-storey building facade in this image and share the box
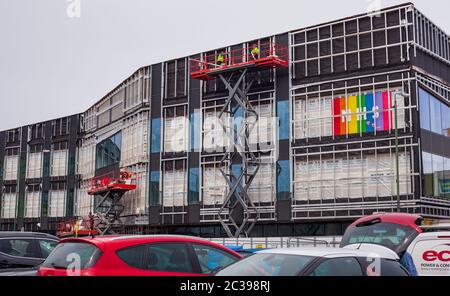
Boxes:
[1,3,449,236]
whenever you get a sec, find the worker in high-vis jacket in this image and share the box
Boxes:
[216,51,226,66]
[251,44,260,60]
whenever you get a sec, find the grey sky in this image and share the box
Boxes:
[0,0,449,131]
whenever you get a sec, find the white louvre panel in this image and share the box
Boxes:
[49,190,66,217]
[294,100,306,139]
[249,103,275,145]
[163,169,187,207]
[294,152,412,201]
[294,97,332,139]
[203,111,229,151]
[25,191,40,218]
[75,186,91,217]
[121,113,149,167]
[51,150,68,177]
[394,92,406,129]
[202,166,228,206]
[26,152,43,179]
[1,193,17,219]
[3,155,19,180]
[124,67,150,112]
[77,140,95,179]
[164,116,188,153]
[122,165,148,215]
[248,161,275,203]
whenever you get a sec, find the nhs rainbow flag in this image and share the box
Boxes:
[333,91,392,136]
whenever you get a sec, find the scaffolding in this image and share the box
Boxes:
[190,41,288,237]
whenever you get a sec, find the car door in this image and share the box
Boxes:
[304,257,364,276]
[0,237,42,269]
[115,242,201,276]
[188,243,241,275]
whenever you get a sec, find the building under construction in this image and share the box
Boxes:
[1,3,450,237]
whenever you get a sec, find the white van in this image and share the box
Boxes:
[407,231,450,276]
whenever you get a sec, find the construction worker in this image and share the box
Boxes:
[216,51,226,67]
[251,44,260,60]
[88,212,95,236]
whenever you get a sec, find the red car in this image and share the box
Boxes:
[340,213,423,256]
[37,235,242,276]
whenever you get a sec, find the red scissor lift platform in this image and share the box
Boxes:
[87,171,137,235]
[56,172,136,238]
[189,42,288,238]
[190,42,289,81]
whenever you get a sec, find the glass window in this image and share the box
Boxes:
[190,111,201,151]
[422,152,434,197]
[27,152,43,179]
[163,162,187,207]
[430,95,442,134]
[42,242,101,269]
[49,190,66,217]
[116,244,147,269]
[38,240,59,258]
[433,154,444,197]
[117,243,193,273]
[442,103,450,137]
[25,191,41,218]
[150,171,160,206]
[149,243,192,272]
[277,100,290,140]
[151,118,161,153]
[340,222,417,253]
[444,158,450,199]
[379,259,409,276]
[1,193,17,219]
[310,257,363,276]
[0,239,40,258]
[95,132,122,170]
[192,244,239,274]
[419,88,430,130]
[202,165,228,206]
[216,253,314,276]
[3,155,19,180]
[188,168,199,205]
[51,150,68,177]
[277,160,290,200]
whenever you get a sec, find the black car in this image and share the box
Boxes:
[0,232,59,273]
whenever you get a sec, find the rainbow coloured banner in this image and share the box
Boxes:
[333,91,393,136]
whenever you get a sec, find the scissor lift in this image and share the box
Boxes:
[87,171,136,235]
[190,42,288,238]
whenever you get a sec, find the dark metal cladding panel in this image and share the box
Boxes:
[151,63,162,119]
[187,204,200,224]
[149,206,161,225]
[276,200,292,222]
[0,131,4,218]
[411,50,450,84]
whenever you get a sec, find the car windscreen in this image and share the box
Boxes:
[216,253,314,276]
[340,222,418,253]
[41,242,102,270]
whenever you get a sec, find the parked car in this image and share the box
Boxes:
[224,245,264,258]
[0,232,59,276]
[406,231,450,276]
[37,235,242,276]
[215,247,409,276]
[340,213,423,256]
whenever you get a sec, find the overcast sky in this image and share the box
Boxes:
[0,0,449,130]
